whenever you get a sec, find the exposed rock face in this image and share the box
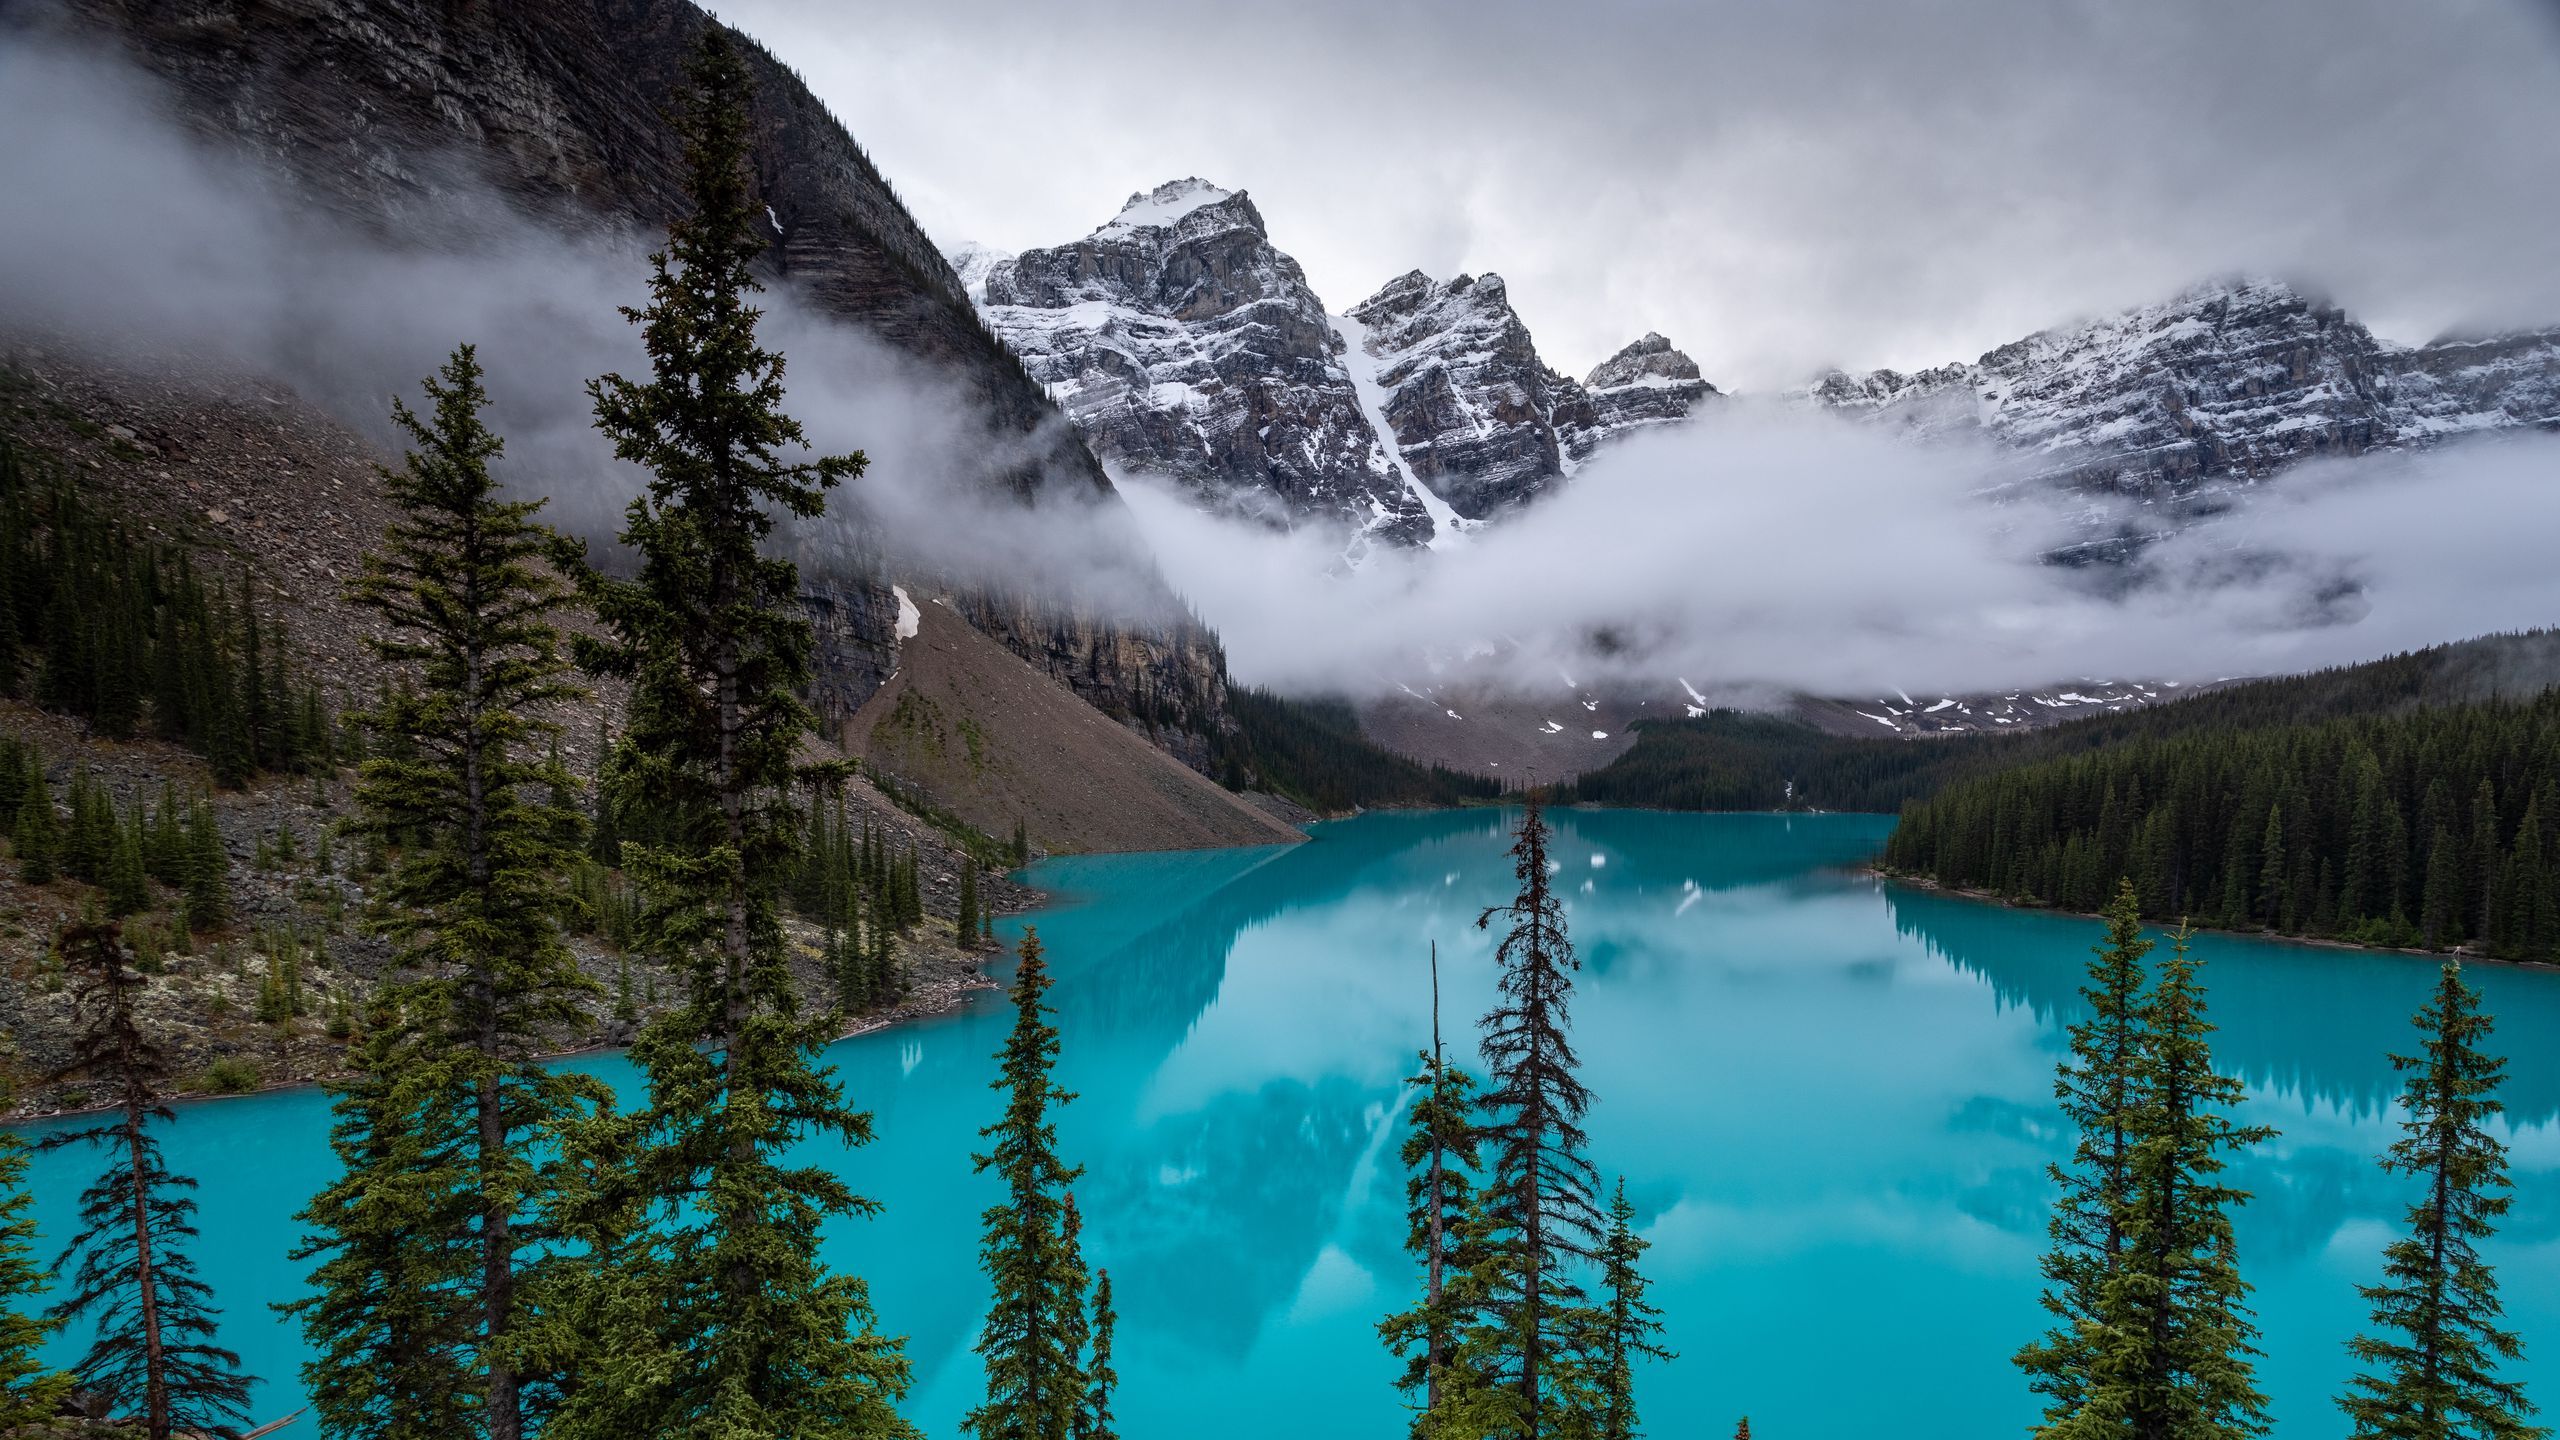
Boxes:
[965,182,1716,545]
[1343,270,1581,520]
[1807,278,2560,506]
[37,0,1240,760]
[976,179,1432,546]
[1566,332,1717,460]
[2391,326,2560,439]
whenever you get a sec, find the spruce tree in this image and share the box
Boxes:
[2019,881,2154,1422]
[554,25,908,1439]
[38,919,256,1439]
[183,804,229,934]
[1383,943,1492,1431]
[0,1128,71,1427]
[958,862,981,950]
[967,928,1092,1440]
[301,342,603,1440]
[2338,961,2546,1440]
[283,997,476,1440]
[2062,925,2272,1440]
[12,769,55,885]
[1473,796,1605,1433]
[1077,1270,1117,1440]
[1592,1179,1670,1440]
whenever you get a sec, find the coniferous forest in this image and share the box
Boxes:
[1882,688,2560,956]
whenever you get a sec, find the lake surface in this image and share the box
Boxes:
[20,809,2560,1436]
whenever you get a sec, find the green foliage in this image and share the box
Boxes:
[0,431,338,782]
[1473,798,1607,1429]
[38,919,257,1438]
[1592,1178,1671,1440]
[1215,687,1501,813]
[182,803,230,934]
[0,1131,71,1427]
[301,342,605,1440]
[1381,955,1489,1433]
[2017,882,2154,1423]
[1568,629,2560,816]
[548,28,910,1438]
[2339,962,2547,1440]
[196,1058,261,1096]
[967,929,1111,1440]
[2058,926,2273,1439]
[285,996,479,1440]
[1884,689,2560,955]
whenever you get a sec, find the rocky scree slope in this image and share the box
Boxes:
[34,0,1238,766]
[963,179,1713,548]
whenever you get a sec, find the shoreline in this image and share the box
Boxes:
[3,899,1036,1129]
[1872,866,2560,972]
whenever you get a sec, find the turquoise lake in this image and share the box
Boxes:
[19,808,2560,1436]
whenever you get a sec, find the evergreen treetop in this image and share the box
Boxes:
[2340,961,2546,1440]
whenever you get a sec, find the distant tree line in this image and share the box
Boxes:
[1883,689,2560,956]
[0,437,339,786]
[1216,687,1501,813]
[1562,630,2560,817]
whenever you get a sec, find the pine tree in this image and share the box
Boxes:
[1077,1268,1117,1440]
[966,928,1093,1440]
[2062,925,2272,1440]
[2019,881,2154,1423]
[106,818,150,917]
[553,25,908,1439]
[1383,943,1491,1431]
[958,863,981,950]
[183,803,229,934]
[283,997,476,1440]
[11,769,55,885]
[2338,962,2546,1440]
[1473,796,1606,1434]
[302,342,604,1440]
[38,919,256,1439]
[0,1129,71,1427]
[1592,1178,1670,1440]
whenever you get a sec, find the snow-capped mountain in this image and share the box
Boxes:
[1569,332,1717,459]
[972,178,1435,546]
[966,185,2556,557]
[961,179,1709,547]
[1342,270,1582,520]
[1805,278,2560,518]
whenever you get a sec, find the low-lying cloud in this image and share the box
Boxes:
[7,35,2555,710]
[1124,409,2560,701]
[0,37,1178,625]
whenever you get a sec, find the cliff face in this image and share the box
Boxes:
[974,179,1434,546]
[35,0,1237,760]
[1808,279,2560,504]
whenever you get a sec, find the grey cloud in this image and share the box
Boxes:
[722,0,2560,386]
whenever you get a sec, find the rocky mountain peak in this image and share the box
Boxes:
[1585,332,1702,388]
[1344,269,1579,519]
[969,179,1432,545]
[1093,176,1243,238]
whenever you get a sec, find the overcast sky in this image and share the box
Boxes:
[721,0,2560,388]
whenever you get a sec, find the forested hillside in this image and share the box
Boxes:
[1562,631,2560,814]
[1217,688,1503,813]
[1882,689,2560,957]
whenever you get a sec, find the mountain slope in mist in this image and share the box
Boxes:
[14,0,1266,817]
